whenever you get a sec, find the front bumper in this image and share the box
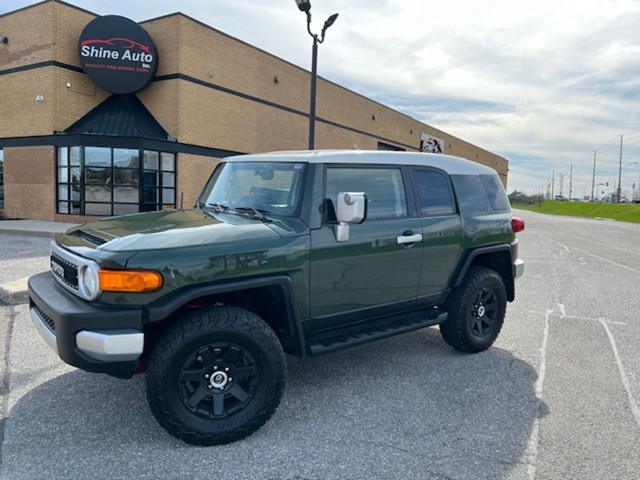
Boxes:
[28,272,145,378]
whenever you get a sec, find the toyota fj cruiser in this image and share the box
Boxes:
[29,150,524,445]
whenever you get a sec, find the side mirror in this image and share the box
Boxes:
[335,192,366,242]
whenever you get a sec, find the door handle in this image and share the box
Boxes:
[397,233,423,245]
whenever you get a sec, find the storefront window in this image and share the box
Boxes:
[0,148,4,209]
[57,146,176,216]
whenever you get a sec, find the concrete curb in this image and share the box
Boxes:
[0,229,59,238]
[0,276,29,305]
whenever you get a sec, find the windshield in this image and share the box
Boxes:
[198,161,306,217]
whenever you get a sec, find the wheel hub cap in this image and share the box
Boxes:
[210,371,229,390]
[477,305,486,317]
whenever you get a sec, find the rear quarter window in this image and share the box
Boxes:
[451,174,510,215]
[480,174,510,212]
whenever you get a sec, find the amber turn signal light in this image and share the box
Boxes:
[98,270,163,293]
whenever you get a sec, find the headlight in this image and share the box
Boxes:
[79,264,100,300]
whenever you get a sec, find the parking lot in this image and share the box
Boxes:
[0,210,639,479]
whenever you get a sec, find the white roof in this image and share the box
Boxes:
[224,150,498,175]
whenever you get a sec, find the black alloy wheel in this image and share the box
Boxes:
[146,305,286,446]
[440,266,507,353]
[468,286,499,339]
[179,343,260,419]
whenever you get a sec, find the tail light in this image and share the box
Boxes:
[511,216,525,233]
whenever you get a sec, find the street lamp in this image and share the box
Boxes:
[295,0,339,150]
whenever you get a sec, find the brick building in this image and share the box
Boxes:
[0,0,509,222]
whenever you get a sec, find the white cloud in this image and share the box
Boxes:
[4,0,640,195]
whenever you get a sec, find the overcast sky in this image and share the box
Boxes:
[4,0,640,198]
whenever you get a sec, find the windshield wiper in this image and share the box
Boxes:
[205,203,231,213]
[234,206,273,223]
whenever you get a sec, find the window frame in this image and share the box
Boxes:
[322,164,416,224]
[56,146,177,216]
[410,167,458,217]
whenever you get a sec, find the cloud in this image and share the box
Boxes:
[3,0,640,195]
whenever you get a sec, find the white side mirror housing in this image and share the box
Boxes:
[334,192,366,242]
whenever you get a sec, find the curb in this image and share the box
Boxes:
[0,229,59,238]
[0,277,29,305]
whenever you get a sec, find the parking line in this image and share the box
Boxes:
[600,319,640,429]
[536,234,638,273]
[527,309,551,480]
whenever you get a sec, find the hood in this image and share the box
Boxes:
[60,209,283,253]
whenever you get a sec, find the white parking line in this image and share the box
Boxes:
[527,309,551,480]
[600,319,640,429]
[537,234,638,273]
[526,306,637,479]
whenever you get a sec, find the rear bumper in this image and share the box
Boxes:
[28,272,145,378]
[514,258,525,279]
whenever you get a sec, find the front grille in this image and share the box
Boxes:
[49,241,100,301]
[51,252,79,290]
[33,304,55,332]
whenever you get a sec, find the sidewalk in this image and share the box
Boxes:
[0,220,78,304]
[0,219,77,238]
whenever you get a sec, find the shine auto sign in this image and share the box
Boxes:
[78,15,158,94]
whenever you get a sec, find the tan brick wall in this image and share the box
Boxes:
[137,79,180,140]
[176,154,220,207]
[52,1,96,68]
[0,2,54,72]
[3,146,55,220]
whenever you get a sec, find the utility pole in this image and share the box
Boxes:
[591,150,596,202]
[559,172,564,197]
[551,168,555,199]
[617,134,623,203]
[569,164,573,200]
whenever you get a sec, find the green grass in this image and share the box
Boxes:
[514,201,640,224]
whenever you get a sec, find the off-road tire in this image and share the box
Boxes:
[440,266,507,353]
[146,305,286,445]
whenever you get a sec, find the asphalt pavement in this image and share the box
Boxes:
[0,212,639,479]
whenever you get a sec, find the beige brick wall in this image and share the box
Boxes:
[177,154,220,207]
[0,2,54,71]
[3,146,55,220]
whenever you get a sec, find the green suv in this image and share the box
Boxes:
[29,150,525,445]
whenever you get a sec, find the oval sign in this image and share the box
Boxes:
[78,15,158,94]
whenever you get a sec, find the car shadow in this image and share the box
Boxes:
[3,327,544,480]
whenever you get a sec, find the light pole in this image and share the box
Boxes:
[295,0,338,150]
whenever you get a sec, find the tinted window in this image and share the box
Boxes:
[480,174,510,212]
[326,167,407,220]
[451,175,492,215]
[414,170,454,215]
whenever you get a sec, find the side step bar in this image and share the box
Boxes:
[307,308,447,356]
